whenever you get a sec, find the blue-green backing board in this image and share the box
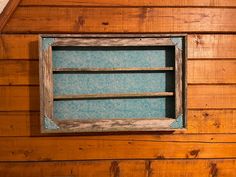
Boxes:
[52,46,176,120]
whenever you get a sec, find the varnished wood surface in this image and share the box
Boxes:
[1,136,236,161]
[1,60,236,86]
[0,159,235,177]
[1,85,236,111]
[1,109,236,136]
[0,1,236,175]
[19,0,236,7]
[0,0,21,32]
[2,34,236,60]
[3,7,236,33]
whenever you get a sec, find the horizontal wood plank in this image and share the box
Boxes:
[188,85,236,109]
[1,85,235,111]
[1,109,236,136]
[1,34,236,60]
[3,7,236,33]
[19,0,236,7]
[0,60,39,85]
[188,60,236,84]
[1,137,236,161]
[188,34,236,59]
[0,86,39,111]
[0,159,235,177]
[0,35,38,59]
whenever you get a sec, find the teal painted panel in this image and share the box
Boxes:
[52,46,175,68]
[54,97,175,120]
[53,72,174,95]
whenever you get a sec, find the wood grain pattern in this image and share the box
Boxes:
[188,60,236,84]
[188,110,236,133]
[0,60,38,85]
[2,34,236,59]
[19,0,236,7]
[1,137,236,161]
[1,85,235,111]
[0,86,39,111]
[188,34,236,59]
[0,34,38,59]
[1,59,236,86]
[1,109,236,136]
[3,7,236,33]
[188,85,236,109]
[0,0,21,32]
[0,159,236,177]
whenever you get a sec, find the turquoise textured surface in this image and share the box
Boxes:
[53,72,174,95]
[52,46,174,68]
[54,98,175,120]
[49,44,177,120]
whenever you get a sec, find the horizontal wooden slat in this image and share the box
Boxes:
[0,35,38,59]
[53,67,174,72]
[0,86,39,111]
[1,85,235,111]
[1,136,236,161]
[188,60,236,84]
[188,85,236,109]
[188,34,236,59]
[0,60,39,85]
[3,7,236,33]
[188,110,236,133]
[1,109,236,136]
[0,159,235,177]
[54,92,174,100]
[19,0,236,7]
[1,34,236,59]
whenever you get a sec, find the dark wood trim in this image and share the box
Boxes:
[0,0,22,32]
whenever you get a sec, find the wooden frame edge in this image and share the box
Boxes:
[39,34,187,133]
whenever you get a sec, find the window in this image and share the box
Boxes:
[39,34,187,133]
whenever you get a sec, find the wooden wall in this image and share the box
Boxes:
[1,0,236,176]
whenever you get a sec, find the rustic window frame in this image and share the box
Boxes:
[39,34,187,133]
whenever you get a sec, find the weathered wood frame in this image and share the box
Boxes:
[39,34,187,133]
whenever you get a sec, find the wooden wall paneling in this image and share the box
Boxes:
[188,35,236,59]
[1,137,236,161]
[0,86,39,111]
[0,60,39,85]
[188,60,236,84]
[2,59,236,86]
[1,109,236,136]
[0,159,236,177]
[1,34,236,59]
[1,85,235,111]
[3,7,236,33]
[188,85,236,109]
[0,34,38,59]
[19,0,236,7]
[0,0,21,32]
